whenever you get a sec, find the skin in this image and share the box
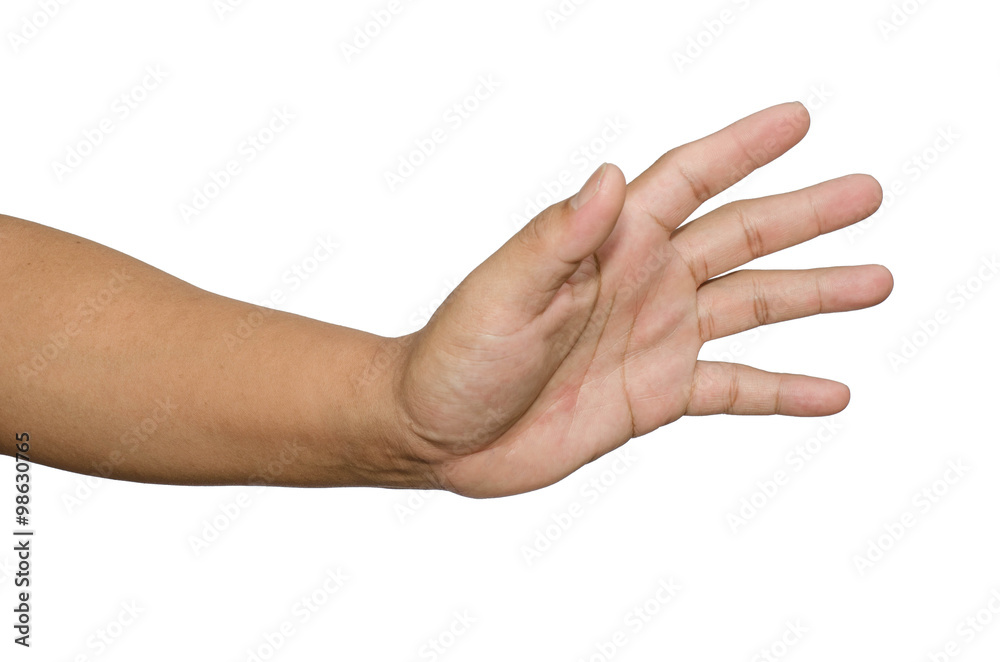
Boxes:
[0,102,892,499]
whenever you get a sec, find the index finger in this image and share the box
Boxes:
[626,101,811,234]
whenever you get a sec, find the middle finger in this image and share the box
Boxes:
[671,174,883,284]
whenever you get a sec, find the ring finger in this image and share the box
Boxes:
[695,265,893,342]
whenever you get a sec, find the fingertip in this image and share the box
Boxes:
[603,162,627,189]
[844,173,885,222]
[567,162,626,214]
[831,380,851,413]
[515,162,621,273]
[855,174,884,215]
[867,174,884,201]
[600,163,628,215]
[747,101,811,148]
[588,161,627,212]
[568,162,626,246]
[799,376,850,416]
[869,263,894,301]
[786,100,811,134]
[846,263,894,307]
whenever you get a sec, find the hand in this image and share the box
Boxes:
[390,102,892,498]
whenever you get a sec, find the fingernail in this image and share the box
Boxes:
[570,163,607,210]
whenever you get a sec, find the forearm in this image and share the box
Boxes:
[0,214,427,489]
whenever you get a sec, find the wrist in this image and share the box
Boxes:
[346,331,447,491]
[232,318,439,491]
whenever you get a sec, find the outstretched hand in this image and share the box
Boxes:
[391,102,892,498]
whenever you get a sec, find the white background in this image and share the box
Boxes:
[1,0,999,660]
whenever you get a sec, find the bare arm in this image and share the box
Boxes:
[0,213,426,489]
[1,103,893,499]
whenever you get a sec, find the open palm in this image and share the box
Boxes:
[393,102,892,498]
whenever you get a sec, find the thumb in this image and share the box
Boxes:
[490,162,627,318]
